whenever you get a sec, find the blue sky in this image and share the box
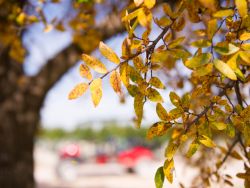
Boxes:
[23,1,191,130]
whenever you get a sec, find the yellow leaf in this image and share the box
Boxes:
[90,78,102,107]
[190,39,211,48]
[147,88,164,102]
[207,19,217,40]
[240,32,250,41]
[168,36,185,49]
[137,8,152,27]
[149,77,165,89]
[199,135,216,148]
[110,71,121,94]
[82,54,107,74]
[120,62,130,87]
[214,43,239,55]
[213,9,234,18]
[144,0,155,9]
[163,159,174,183]
[147,122,171,139]
[156,103,168,121]
[122,8,141,22]
[185,53,212,69]
[79,64,92,80]
[214,59,237,80]
[99,41,120,64]
[169,92,181,107]
[165,141,179,160]
[68,83,88,100]
[235,0,247,18]
[134,0,143,7]
[186,139,200,158]
[134,93,144,128]
[133,56,147,72]
[199,0,217,12]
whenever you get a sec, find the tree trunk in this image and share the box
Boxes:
[0,48,42,188]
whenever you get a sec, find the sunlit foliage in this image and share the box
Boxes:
[69,0,250,187]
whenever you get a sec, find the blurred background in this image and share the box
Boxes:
[0,0,247,187]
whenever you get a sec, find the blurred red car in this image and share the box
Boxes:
[59,144,81,159]
[117,146,153,171]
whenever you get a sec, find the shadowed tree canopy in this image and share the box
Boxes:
[0,0,250,188]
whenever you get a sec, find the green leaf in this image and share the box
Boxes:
[155,167,165,188]
[214,59,237,80]
[185,53,212,69]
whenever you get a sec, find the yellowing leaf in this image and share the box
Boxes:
[194,63,213,77]
[110,71,121,94]
[240,32,250,41]
[211,122,227,130]
[186,139,200,158]
[199,0,217,12]
[133,56,147,72]
[79,64,92,80]
[134,93,144,128]
[207,19,217,40]
[90,78,102,107]
[163,159,174,183]
[120,62,130,87]
[156,103,168,121]
[165,141,179,160]
[213,9,234,18]
[169,92,181,107]
[147,88,164,102]
[122,8,141,22]
[82,54,107,74]
[235,0,247,18]
[214,59,237,80]
[147,122,171,139]
[137,8,152,27]
[68,83,88,100]
[185,53,212,69]
[168,36,185,49]
[134,0,143,7]
[127,85,139,97]
[155,167,165,188]
[149,77,165,89]
[99,41,120,64]
[144,0,155,9]
[199,135,216,148]
[190,39,211,48]
[214,43,239,55]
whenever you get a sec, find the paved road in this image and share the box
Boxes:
[35,147,245,188]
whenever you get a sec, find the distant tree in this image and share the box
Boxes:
[69,0,250,187]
